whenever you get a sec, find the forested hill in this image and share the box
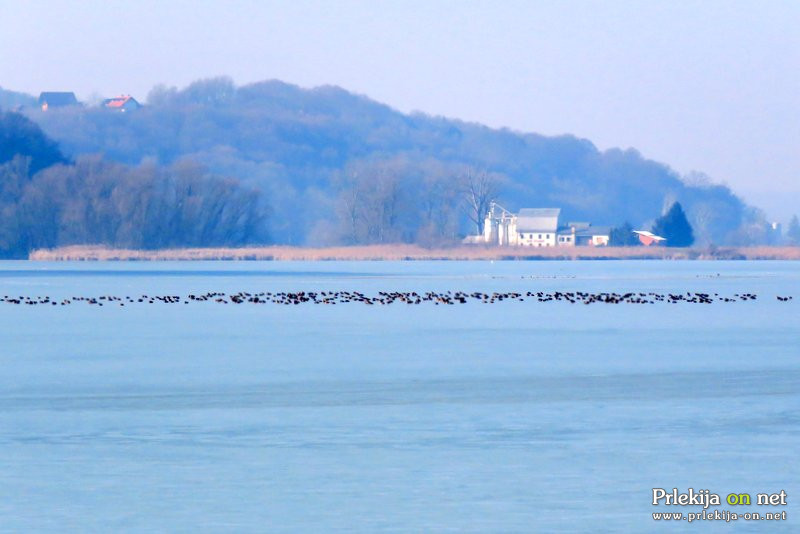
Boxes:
[8,78,761,246]
[0,110,65,173]
[0,110,266,258]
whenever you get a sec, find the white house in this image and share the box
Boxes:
[474,203,610,247]
[513,208,560,247]
[560,222,611,247]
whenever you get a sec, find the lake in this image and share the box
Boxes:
[0,260,797,532]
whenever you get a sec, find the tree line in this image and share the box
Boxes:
[0,111,267,257]
[318,158,502,246]
[17,77,764,247]
[2,99,796,254]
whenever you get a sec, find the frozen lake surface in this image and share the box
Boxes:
[0,260,797,532]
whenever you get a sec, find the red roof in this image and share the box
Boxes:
[105,95,138,108]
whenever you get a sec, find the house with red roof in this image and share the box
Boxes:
[103,95,141,112]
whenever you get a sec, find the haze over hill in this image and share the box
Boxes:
[0,105,266,258]
[1,78,766,251]
[3,1,796,225]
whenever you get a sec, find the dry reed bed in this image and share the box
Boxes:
[27,245,800,261]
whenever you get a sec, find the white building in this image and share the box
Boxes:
[563,222,611,247]
[514,208,560,247]
[474,203,610,247]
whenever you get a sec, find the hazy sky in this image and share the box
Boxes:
[1,0,798,219]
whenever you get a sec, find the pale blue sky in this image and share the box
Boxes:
[1,0,797,220]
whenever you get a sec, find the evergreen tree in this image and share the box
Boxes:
[787,215,800,245]
[608,222,640,246]
[652,202,694,247]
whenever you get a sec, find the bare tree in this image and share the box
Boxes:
[416,163,461,245]
[682,171,713,188]
[460,167,501,235]
[687,202,715,247]
[334,168,366,244]
[334,159,411,245]
[354,164,401,243]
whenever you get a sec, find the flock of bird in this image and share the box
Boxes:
[0,290,793,307]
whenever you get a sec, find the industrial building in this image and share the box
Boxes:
[469,203,610,247]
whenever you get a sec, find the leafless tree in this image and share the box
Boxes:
[7,156,267,255]
[334,159,410,244]
[460,167,501,235]
[687,202,715,247]
[417,164,461,245]
[334,167,366,244]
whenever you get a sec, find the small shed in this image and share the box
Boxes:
[633,230,666,246]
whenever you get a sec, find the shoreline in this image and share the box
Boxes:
[26,245,800,261]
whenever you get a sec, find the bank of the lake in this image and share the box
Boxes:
[28,244,800,261]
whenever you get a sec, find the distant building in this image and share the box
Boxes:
[561,222,611,247]
[473,203,610,247]
[514,208,561,247]
[633,230,666,246]
[103,95,141,112]
[38,92,79,111]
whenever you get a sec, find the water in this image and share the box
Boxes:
[0,260,797,532]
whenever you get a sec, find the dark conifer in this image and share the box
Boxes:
[652,202,694,247]
[608,222,640,246]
